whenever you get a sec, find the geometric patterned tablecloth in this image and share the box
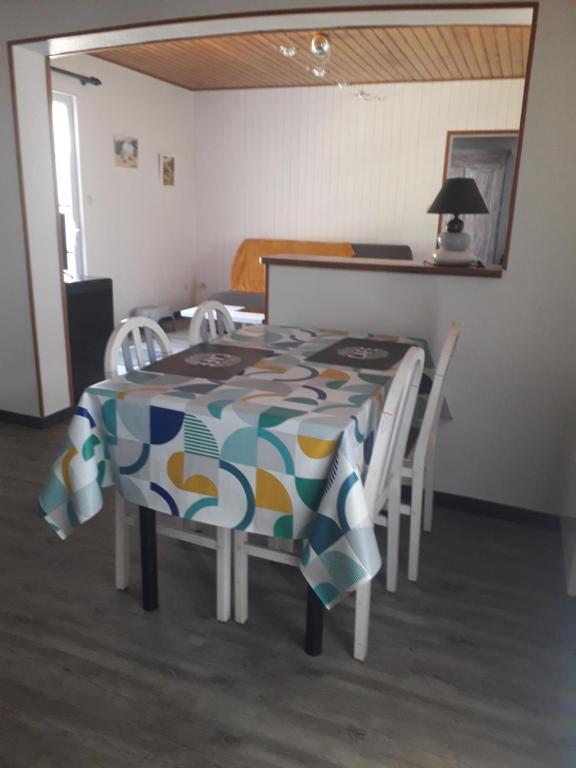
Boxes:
[38,325,432,608]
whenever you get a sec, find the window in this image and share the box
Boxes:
[52,91,86,277]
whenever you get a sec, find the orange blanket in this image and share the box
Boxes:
[230,238,354,293]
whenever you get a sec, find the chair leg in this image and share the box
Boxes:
[423,454,435,533]
[386,480,401,592]
[354,580,372,661]
[305,586,324,656]
[216,527,231,622]
[139,506,158,612]
[233,531,248,624]
[408,470,424,582]
[115,492,130,590]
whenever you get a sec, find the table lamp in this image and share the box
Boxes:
[428,177,488,265]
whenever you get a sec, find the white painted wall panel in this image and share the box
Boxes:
[0,48,39,416]
[193,79,524,296]
[12,47,70,416]
[267,263,569,515]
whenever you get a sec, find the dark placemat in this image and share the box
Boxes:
[145,343,277,380]
[307,338,413,371]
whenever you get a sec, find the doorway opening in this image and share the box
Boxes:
[442,131,519,266]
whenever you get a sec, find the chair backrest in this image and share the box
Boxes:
[413,322,460,471]
[364,347,425,519]
[104,317,172,377]
[188,300,235,344]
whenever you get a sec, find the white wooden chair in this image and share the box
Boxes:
[188,300,235,344]
[104,316,232,622]
[233,347,425,660]
[395,322,460,583]
[104,316,172,377]
[354,346,425,660]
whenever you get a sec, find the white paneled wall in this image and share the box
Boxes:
[193,79,524,295]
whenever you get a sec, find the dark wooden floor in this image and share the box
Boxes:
[0,420,575,768]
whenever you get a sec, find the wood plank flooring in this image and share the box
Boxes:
[0,420,574,767]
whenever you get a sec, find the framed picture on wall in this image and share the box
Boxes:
[113,135,138,168]
[161,154,175,186]
[440,131,519,266]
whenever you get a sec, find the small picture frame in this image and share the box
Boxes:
[161,154,175,186]
[114,135,138,168]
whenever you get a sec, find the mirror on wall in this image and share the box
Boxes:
[440,131,519,266]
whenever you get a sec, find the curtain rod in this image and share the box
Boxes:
[50,66,102,86]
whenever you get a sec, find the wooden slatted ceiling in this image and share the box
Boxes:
[91,26,531,91]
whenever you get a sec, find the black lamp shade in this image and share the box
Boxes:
[428,177,489,215]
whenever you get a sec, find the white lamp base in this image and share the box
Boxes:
[433,247,475,266]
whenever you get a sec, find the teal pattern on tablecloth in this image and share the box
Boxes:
[38,325,433,608]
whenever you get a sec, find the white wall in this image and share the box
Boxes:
[52,55,196,323]
[12,47,73,415]
[268,263,568,513]
[193,79,524,294]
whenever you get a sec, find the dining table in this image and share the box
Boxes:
[38,323,434,654]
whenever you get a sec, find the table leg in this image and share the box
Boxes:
[305,585,324,656]
[139,506,158,611]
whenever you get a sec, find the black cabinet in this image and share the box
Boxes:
[65,277,114,403]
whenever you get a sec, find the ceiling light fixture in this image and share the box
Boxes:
[279,35,385,99]
[279,32,337,83]
[310,33,331,59]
